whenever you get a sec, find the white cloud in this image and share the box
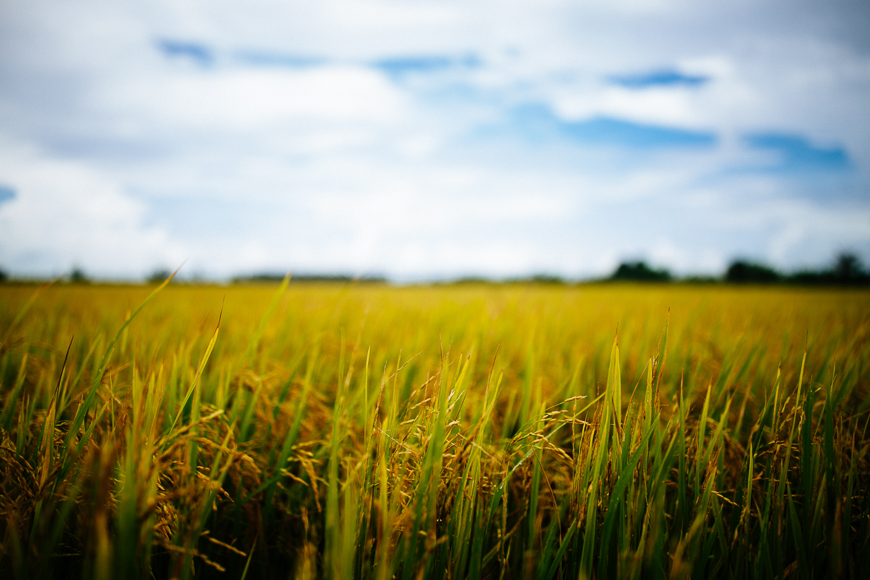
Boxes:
[551,84,705,127]
[0,140,185,276]
[0,0,868,279]
[98,65,409,130]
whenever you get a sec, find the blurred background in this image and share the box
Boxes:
[0,0,868,283]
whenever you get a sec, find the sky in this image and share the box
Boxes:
[0,0,868,281]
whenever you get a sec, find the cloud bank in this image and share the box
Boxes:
[0,0,868,280]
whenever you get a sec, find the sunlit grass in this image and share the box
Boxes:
[1,281,868,578]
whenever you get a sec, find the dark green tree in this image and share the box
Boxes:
[147,268,173,284]
[69,267,90,284]
[725,260,780,283]
[833,252,867,284]
[610,261,672,282]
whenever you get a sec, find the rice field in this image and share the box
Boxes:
[1,279,869,579]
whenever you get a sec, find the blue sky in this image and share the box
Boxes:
[0,0,868,280]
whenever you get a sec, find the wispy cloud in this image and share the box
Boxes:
[501,105,717,150]
[371,53,481,78]
[743,133,852,173]
[564,116,716,149]
[233,51,327,68]
[608,69,709,89]
[157,39,214,67]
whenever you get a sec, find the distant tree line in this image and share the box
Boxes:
[0,253,867,286]
[608,252,870,285]
[231,273,387,284]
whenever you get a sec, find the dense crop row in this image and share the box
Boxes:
[1,280,869,579]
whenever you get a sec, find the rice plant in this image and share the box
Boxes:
[1,280,868,578]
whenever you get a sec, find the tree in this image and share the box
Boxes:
[147,268,173,284]
[610,261,672,282]
[833,252,867,284]
[725,260,780,283]
[69,267,90,284]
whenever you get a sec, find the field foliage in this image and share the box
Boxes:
[1,281,869,579]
